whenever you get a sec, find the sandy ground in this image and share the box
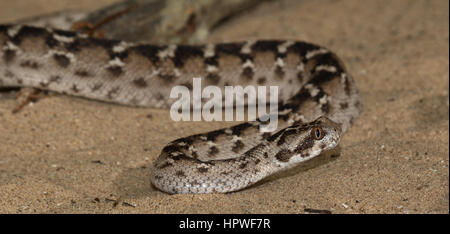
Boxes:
[0,0,448,214]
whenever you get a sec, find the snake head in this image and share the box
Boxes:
[307,116,342,151]
[271,116,342,166]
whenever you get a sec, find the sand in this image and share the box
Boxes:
[0,0,448,214]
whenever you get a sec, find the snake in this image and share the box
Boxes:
[0,24,360,194]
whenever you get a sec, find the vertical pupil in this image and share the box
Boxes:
[316,129,320,138]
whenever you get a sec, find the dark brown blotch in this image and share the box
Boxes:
[344,75,352,96]
[75,70,90,77]
[53,54,70,68]
[206,73,220,85]
[275,65,285,79]
[45,35,59,48]
[20,60,40,69]
[206,130,226,142]
[294,135,315,153]
[231,122,254,136]
[133,77,148,88]
[162,144,183,153]
[321,102,330,113]
[133,44,162,65]
[208,146,219,157]
[175,170,186,177]
[215,43,245,58]
[297,71,304,83]
[262,132,271,140]
[197,167,208,173]
[3,49,16,63]
[257,77,266,85]
[204,57,218,66]
[288,42,321,57]
[275,149,294,162]
[172,45,204,68]
[241,67,254,80]
[251,40,280,53]
[310,70,339,87]
[107,66,123,77]
[192,151,199,159]
[8,25,47,45]
[232,140,245,153]
[340,102,349,109]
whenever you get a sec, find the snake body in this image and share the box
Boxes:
[0,24,360,193]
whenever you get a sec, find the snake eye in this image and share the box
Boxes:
[312,127,324,140]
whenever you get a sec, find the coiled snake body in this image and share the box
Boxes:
[0,24,360,193]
